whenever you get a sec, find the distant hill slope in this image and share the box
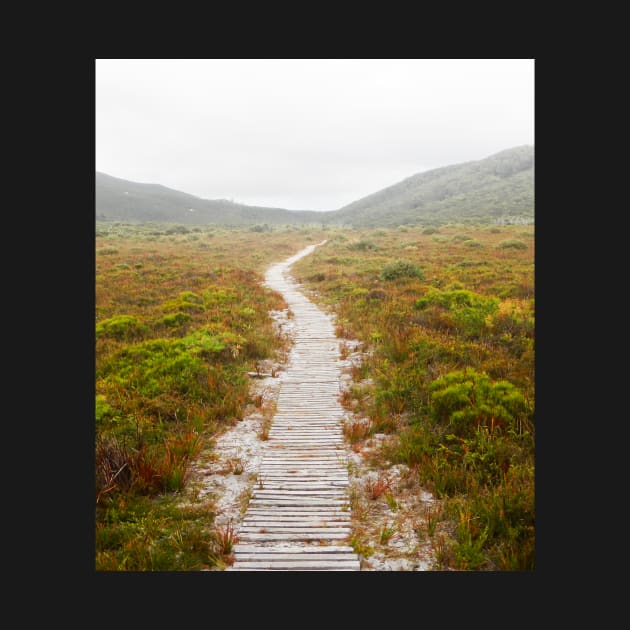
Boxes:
[326,145,534,227]
[95,171,322,225]
[96,145,533,227]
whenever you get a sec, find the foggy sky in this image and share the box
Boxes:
[95,59,534,212]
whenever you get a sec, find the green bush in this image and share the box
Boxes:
[157,312,192,328]
[96,315,147,341]
[414,289,498,338]
[162,292,206,314]
[98,330,246,399]
[422,227,439,235]
[429,369,531,437]
[497,239,527,250]
[95,394,121,428]
[349,240,377,251]
[179,291,203,304]
[239,306,256,319]
[380,260,424,281]
[165,225,189,235]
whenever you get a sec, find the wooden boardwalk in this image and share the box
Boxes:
[228,242,360,571]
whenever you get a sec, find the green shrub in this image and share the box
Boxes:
[165,225,189,235]
[239,306,256,319]
[97,248,119,255]
[486,299,534,342]
[95,394,121,428]
[380,260,424,281]
[349,240,377,251]
[422,227,439,235]
[162,292,206,314]
[157,312,192,328]
[414,289,498,339]
[391,426,434,467]
[98,330,246,400]
[202,286,237,306]
[429,368,531,437]
[447,462,534,570]
[497,239,527,250]
[179,291,203,304]
[96,315,147,341]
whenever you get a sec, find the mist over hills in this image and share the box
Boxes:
[96,145,534,227]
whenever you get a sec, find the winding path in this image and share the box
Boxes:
[228,242,360,571]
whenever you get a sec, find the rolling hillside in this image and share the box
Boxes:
[96,145,534,227]
[95,171,322,225]
[327,145,534,227]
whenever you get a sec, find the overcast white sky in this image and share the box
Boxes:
[95,59,534,211]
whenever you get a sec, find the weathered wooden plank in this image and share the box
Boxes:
[255,484,349,491]
[244,508,350,514]
[253,482,346,496]
[257,455,345,460]
[256,474,348,480]
[243,515,350,521]
[257,471,347,475]
[239,527,351,534]
[256,466,348,475]
[252,491,347,498]
[261,455,346,460]
[241,524,351,530]
[257,467,347,472]
[258,464,346,467]
[233,553,358,562]
[228,567,358,571]
[239,521,351,527]
[266,430,343,434]
[238,533,350,541]
[248,499,348,506]
[256,476,347,482]
[233,545,355,554]
[227,560,360,570]
[269,440,343,446]
[255,475,348,480]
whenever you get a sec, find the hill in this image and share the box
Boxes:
[96,145,534,227]
[326,145,534,227]
[95,171,323,225]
